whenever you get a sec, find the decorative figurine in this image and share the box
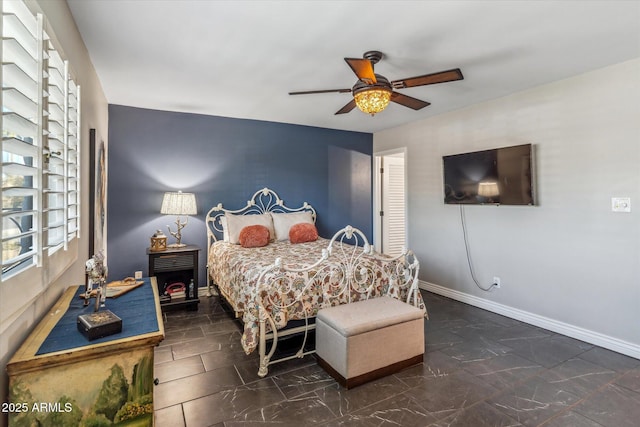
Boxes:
[85,251,108,311]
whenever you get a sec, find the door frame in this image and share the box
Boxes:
[373,147,408,254]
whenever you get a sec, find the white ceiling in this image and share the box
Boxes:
[66,0,640,134]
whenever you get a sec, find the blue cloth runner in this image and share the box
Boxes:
[36,278,160,355]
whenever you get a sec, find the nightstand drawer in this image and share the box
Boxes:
[153,254,194,272]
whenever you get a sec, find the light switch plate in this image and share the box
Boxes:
[612,197,631,213]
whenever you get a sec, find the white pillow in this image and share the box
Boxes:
[224,213,275,244]
[219,215,229,242]
[270,211,314,241]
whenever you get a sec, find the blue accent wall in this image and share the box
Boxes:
[107,105,373,283]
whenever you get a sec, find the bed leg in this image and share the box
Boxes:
[205,268,213,297]
[206,283,212,297]
[258,318,269,377]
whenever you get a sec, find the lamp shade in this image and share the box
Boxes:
[161,191,197,215]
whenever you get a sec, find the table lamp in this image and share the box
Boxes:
[161,191,197,247]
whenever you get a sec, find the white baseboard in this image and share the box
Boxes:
[198,287,211,297]
[420,280,640,360]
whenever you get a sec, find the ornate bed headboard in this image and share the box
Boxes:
[205,188,317,245]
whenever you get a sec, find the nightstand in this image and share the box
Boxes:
[147,245,200,311]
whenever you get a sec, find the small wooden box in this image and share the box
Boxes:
[150,235,167,252]
[77,310,122,341]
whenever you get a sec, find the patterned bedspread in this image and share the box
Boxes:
[209,238,425,354]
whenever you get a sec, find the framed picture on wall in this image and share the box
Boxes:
[89,128,108,258]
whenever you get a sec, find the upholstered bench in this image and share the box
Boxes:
[315,296,425,389]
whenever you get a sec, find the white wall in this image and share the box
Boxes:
[374,59,640,358]
[1,0,108,417]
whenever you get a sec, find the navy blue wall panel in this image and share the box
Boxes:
[107,105,373,283]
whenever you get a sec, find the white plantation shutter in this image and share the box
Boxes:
[2,0,43,275]
[44,42,80,253]
[66,79,80,243]
[2,0,81,280]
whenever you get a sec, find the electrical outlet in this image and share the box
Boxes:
[134,270,143,280]
[612,197,631,213]
[493,276,501,288]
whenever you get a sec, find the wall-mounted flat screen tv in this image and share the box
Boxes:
[443,143,535,205]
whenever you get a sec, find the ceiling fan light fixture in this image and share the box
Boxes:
[353,87,392,116]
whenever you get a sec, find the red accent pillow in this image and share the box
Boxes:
[289,222,318,243]
[239,225,270,248]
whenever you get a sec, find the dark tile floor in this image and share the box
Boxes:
[153,291,640,427]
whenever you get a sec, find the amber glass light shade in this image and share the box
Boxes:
[354,88,392,115]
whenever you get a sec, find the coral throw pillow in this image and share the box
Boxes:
[239,225,270,248]
[289,222,318,243]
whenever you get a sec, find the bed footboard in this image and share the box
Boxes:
[254,225,425,377]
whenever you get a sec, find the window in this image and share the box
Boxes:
[2,0,81,281]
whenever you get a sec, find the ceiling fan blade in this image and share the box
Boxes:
[391,68,463,89]
[344,58,377,84]
[335,99,357,115]
[390,92,431,110]
[289,88,351,95]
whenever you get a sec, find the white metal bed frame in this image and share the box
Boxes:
[205,188,422,377]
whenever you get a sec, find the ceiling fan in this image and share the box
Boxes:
[289,50,463,116]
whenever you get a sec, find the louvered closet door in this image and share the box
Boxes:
[382,155,406,257]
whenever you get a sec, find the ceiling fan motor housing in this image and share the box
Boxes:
[352,74,392,95]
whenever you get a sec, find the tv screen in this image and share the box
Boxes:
[443,144,534,205]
